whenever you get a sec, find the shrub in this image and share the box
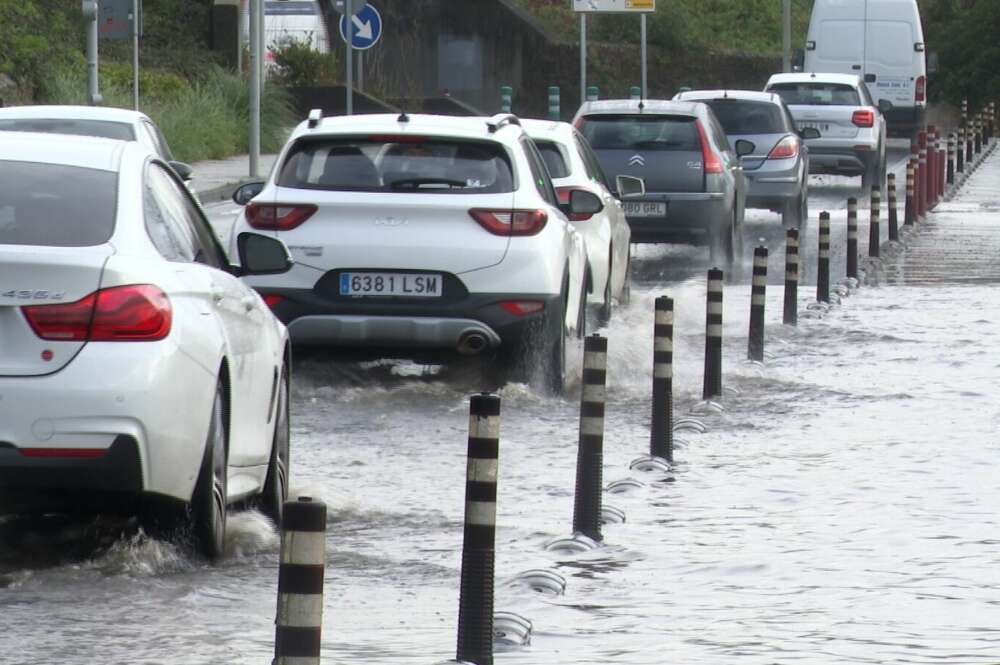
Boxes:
[269,38,340,88]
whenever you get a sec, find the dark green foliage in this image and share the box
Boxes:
[919,0,1000,107]
[269,39,341,87]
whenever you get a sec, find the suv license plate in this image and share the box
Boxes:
[800,122,830,132]
[340,272,443,297]
[624,202,667,218]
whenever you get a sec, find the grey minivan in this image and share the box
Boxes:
[572,99,752,265]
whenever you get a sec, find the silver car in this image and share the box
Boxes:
[673,90,818,227]
[764,72,890,191]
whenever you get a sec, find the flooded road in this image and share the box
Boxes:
[4,143,1000,664]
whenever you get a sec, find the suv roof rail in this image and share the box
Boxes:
[486,113,521,133]
[307,108,323,128]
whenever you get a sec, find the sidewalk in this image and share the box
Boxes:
[191,153,278,203]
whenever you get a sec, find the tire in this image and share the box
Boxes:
[597,258,613,326]
[577,273,588,340]
[862,154,885,192]
[782,188,807,228]
[191,381,228,561]
[259,365,290,527]
[620,250,632,306]
[541,287,567,395]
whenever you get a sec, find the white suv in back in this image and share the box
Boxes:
[229,112,590,393]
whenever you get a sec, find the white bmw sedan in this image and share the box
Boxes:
[0,132,294,560]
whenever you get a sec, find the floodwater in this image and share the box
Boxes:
[3,143,1000,664]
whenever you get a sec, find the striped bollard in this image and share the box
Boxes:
[747,247,767,363]
[846,197,859,279]
[499,86,513,114]
[702,268,723,400]
[975,114,983,155]
[868,186,881,258]
[937,129,945,203]
[991,102,996,139]
[547,86,560,121]
[817,212,831,303]
[966,120,974,164]
[783,229,798,326]
[574,335,607,542]
[931,129,941,207]
[630,86,641,101]
[957,126,966,174]
[456,393,501,665]
[274,497,327,665]
[910,141,921,220]
[918,133,928,220]
[650,298,673,463]
[926,126,936,207]
[904,161,916,226]
[586,85,599,102]
[887,173,898,241]
[947,133,956,186]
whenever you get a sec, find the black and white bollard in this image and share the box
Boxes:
[947,133,956,186]
[868,186,881,258]
[887,175,899,242]
[456,393,501,665]
[573,335,607,543]
[274,497,327,665]
[783,229,798,326]
[702,268,723,400]
[904,160,916,226]
[975,114,983,155]
[747,247,767,363]
[957,126,966,175]
[966,120,974,165]
[846,197,859,279]
[650,297,673,463]
[817,212,830,303]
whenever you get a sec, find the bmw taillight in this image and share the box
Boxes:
[555,187,597,221]
[852,110,875,128]
[246,203,317,231]
[915,76,926,103]
[22,285,172,342]
[695,121,723,174]
[767,136,800,160]
[469,209,548,236]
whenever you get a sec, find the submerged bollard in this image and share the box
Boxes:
[817,212,830,303]
[887,174,899,241]
[868,186,881,257]
[274,497,327,665]
[547,86,560,121]
[846,197,859,279]
[747,247,767,363]
[650,297,674,464]
[783,228,799,326]
[457,393,501,665]
[904,160,916,226]
[702,268,723,400]
[573,335,607,543]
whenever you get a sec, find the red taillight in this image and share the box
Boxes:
[22,285,172,342]
[499,300,545,316]
[695,121,723,174]
[555,187,596,221]
[915,76,926,103]
[245,203,317,231]
[852,110,875,128]
[767,135,800,160]
[469,209,548,236]
[263,294,284,310]
[19,448,107,459]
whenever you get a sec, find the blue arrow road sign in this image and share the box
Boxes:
[339,4,382,50]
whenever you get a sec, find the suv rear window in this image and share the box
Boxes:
[579,115,699,151]
[535,140,571,178]
[0,118,135,142]
[767,83,861,106]
[704,100,788,135]
[0,161,117,247]
[277,137,515,194]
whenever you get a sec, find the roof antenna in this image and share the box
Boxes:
[398,111,410,123]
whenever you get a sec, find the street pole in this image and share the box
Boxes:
[131,0,139,110]
[346,0,354,115]
[358,50,364,94]
[83,0,102,105]
[782,0,792,72]
[580,14,587,107]
[640,13,647,100]
[249,0,261,178]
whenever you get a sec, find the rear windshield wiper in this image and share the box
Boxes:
[632,140,689,149]
[390,177,468,190]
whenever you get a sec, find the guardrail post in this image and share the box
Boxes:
[548,86,561,121]
[703,268,723,399]
[783,229,798,325]
[817,212,830,302]
[748,247,767,363]
[650,297,673,463]
[868,186,881,257]
[574,335,607,542]
[274,497,327,665]
[846,197,858,278]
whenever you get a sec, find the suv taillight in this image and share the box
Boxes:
[246,203,317,231]
[555,187,596,221]
[469,209,548,236]
[695,121,723,174]
[767,136,800,160]
[915,76,926,103]
[852,110,875,128]
[22,285,172,342]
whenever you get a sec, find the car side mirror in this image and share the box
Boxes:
[734,139,756,158]
[168,160,193,181]
[877,99,893,114]
[561,189,603,217]
[615,174,646,199]
[236,232,294,276]
[233,181,266,206]
[799,126,821,140]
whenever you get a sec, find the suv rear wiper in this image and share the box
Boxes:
[390,177,468,190]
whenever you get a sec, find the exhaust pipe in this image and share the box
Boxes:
[457,331,489,356]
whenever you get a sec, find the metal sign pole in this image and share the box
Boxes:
[346,0,353,115]
[640,13,647,99]
[358,51,364,93]
[249,0,261,177]
[782,0,791,72]
[84,0,101,105]
[580,14,587,107]
[131,0,139,110]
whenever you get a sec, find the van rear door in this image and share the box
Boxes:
[864,1,925,108]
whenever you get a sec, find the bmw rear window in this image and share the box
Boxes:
[277,137,515,193]
[0,161,117,247]
[767,83,861,106]
[579,115,699,151]
[704,100,789,135]
[0,118,135,142]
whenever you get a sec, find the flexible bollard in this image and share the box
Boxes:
[917,133,928,220]
[966,120,974,165]
[573,335,607,543]
[817,212,830,302]
[702,268,723,400]
[932,129,942,207]
[586,85,599,102]
[547,86,560,121]
[499,86,513,114]
[947,133,956,186]
[650,297,673,464]
[887,174,898,241]
[910,141,921,220]
[630,86,641,101]
[783,229,798,326]
[274,497,327,665]
[868,187,881,257]
[926,126,936,208]
[936,128,945,203]
[846,197,859,279]
[747,247,767,363]
[975,114,983,155]
[957,126,966,175]
[456,393,501,665]
[904,160,916,226]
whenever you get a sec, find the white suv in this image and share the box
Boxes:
[229,112,590,392]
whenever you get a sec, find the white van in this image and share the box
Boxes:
[802,0,926,137]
